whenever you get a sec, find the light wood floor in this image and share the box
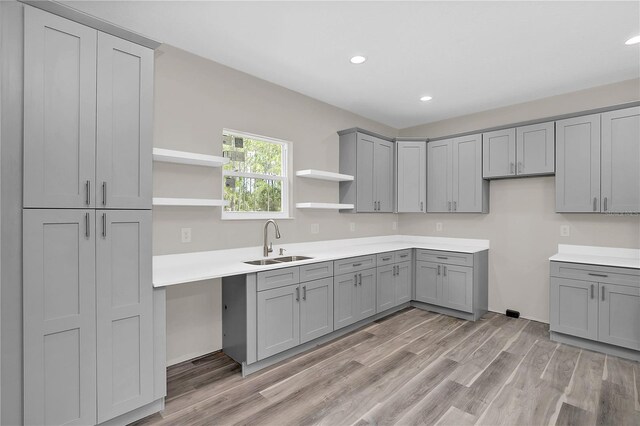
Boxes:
[133,308,640,426]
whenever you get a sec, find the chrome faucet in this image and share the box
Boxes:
[263,219,281,257]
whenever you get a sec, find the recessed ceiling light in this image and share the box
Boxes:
[625,35,640,45]
[420,96,433,102]
[350,55,366,64]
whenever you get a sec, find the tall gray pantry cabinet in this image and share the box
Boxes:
[22,6,164,426]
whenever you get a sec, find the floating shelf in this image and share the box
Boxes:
[153,148,229,167]
[295,169,354,182]
[153,198,229,207]
[296,202,354,210]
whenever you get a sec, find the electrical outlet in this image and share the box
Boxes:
[311,223,320,234]
[560,225,570,237]
[392,221,398,231]
[181,227,192,243]
[349,222,356,232]
[436,222,443,232]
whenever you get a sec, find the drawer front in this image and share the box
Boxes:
[377,252,395,266]
[550,262,640,288]
[416,250,473,267]
[334,255,376,275]
[395,249,413,263]
[257,267,300,291]
[299,261,333,283]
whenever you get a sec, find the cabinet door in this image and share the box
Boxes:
[376,265,395,313]
[96,210,154,422]
[300,278,334,344]
[358,269,377,320]
[482,129,516,178]
[601,107,640,213]
[396,141,426,212]
[556,114,601,212]
[395,261,412,305]
[257,284,300,359]
[516,122,555,176]
[442,265,473,313]
[549,278,598,341]
[23,209,96,426]
[427,139,452,212]
[599,284,640,350]
[375,139,395,212]
[356,134,376,212]
[96,33,153,209]
[334,274,358,330]
[23,7,97,208]
[415,261,442,305]
[452,134,483,212]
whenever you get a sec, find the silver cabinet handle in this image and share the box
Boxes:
[437,256,448,260]
[102,213,106,238]
[85,212,90,237]
[303,285,306,300]
[448,201,451,212]
[352,263,362,267]
[85,180,91,205]
[400,254,408,258]
[601,286,605,301]
[588,273,608,278]
[359,273,362,286]
[510,162,514,174]
[396,265,399,275]
[590,284,594,299]
[420,201,424,212]
[453,201,457,212]
[354,274,358,287]
[437,265,441,275]
[593,197,597,212]
[603,197,608,212]
[296,286,300,302]
[102,182,107,206]
[518,161,523,174]
[443,266,447,277]
[382,257,391,261]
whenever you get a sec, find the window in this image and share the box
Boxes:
[222,129,290,220]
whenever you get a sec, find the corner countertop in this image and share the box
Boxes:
[549,244,640,270]
[153,235,490,287]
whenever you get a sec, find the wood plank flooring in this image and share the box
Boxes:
[132,308,640,426]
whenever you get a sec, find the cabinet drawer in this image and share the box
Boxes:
[377,252,395,266]
[334,255,376,275]
[416,250,473,267]
[257,267,300,291]
[395,250,413,263]
[550,262,640,288]
[299,261,333,283]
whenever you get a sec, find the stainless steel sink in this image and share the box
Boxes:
[243,259,282,265]
[243,255,314,265]
[273,255,314,262]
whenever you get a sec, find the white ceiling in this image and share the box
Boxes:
[62,1,640,129]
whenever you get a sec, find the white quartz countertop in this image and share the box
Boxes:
[549,244,640,269]
[153,235,490,287]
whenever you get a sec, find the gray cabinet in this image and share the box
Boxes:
[601,107,640,213]
[96,33,153,209]
[376,265,395,312]
[395,261,412,305]
[415,261,441,305]
[300,277,334,344]
[428,134,488,213]
[24,7,153,210]
[396,140,426,213]
[24,7,97,209]
[96,210,154,422]
[358,269,377,319]
[550,262,640,354]
[441,264,473,313]
[339,129,394,212]
[483,123,555,179]
[377,255,413,312]
[334,268,377,330]
[23,209,97,426]
[257,284,300,359]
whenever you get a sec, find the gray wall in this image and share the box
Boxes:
[1,1,24,424]
[399,78,640,322]
[153,45,400,364]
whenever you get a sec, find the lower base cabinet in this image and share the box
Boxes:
[550,262,640,352]
[334,268,376,330]
[377,260,412,312]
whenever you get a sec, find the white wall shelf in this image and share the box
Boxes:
[153,198,229,207]
[296,202,355,210]
[153,148,229,167]
[295,169,354,182]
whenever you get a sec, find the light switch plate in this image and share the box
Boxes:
[349,222,356,232]
[560,225,570,237]
[392,221,398,231]
[436,222,443,232]
[181,227,192,243]
[311,223,320,234]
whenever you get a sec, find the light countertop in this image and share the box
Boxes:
[549,244,640,269]
[153,235,490,287]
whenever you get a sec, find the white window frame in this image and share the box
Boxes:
[221,129,292,220]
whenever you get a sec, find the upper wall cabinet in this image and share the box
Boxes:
[339,129,394,213]
[24,7,153,209]
[482,122,555,179]
[396,140,426,213]
[556,107,639,213]
[428,134,489,213]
